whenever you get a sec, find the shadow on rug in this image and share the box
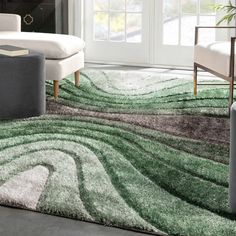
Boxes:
[0,69,234,236]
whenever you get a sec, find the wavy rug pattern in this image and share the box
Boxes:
[0,69,234,236]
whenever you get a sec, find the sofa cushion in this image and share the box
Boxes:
[0,31,85,59]
[0,14,21,32]
[194,41,235,77]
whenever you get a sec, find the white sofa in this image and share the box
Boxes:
[0,14,85,98]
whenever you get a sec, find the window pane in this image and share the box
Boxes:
[94,12,109,40]
[163,0,179,45]
[110,13,125,41]
[181,0,197,14]
[127,13,142,42]
[199,16,216,42]
[126,0,143,12]
[163,0,179,22]
[94,0,109,11]
[163,20,179,45]
[110,0,125,11]
[200,0,216,14]
[181,15,197,46]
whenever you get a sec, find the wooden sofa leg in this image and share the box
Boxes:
[193,63,197,96]
[75,70,80,87]
[53,80,59,99]
[229,80,234,108]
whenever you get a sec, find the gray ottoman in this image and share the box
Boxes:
[0,51,45,119]
[230,103,236,212]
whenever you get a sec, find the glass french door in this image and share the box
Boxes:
[84,0,150,64]
[84,0,226,67]
[155,0,222,67]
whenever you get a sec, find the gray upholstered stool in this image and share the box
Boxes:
[230,103,236,212]
[0,51,45,119]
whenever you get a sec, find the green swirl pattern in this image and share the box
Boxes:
[0,69,234,236]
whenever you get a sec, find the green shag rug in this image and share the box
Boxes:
[0,69,234,236]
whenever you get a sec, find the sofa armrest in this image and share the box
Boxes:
[194,26,236,45]
[0,14,21,32]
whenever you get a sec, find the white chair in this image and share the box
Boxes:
[194,26,236,109]
[0,13,85,99]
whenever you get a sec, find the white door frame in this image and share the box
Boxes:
[68,0,84,38]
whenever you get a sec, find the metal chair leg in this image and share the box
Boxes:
[193,63,197,96]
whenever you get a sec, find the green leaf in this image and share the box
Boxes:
[214,0,236,25]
